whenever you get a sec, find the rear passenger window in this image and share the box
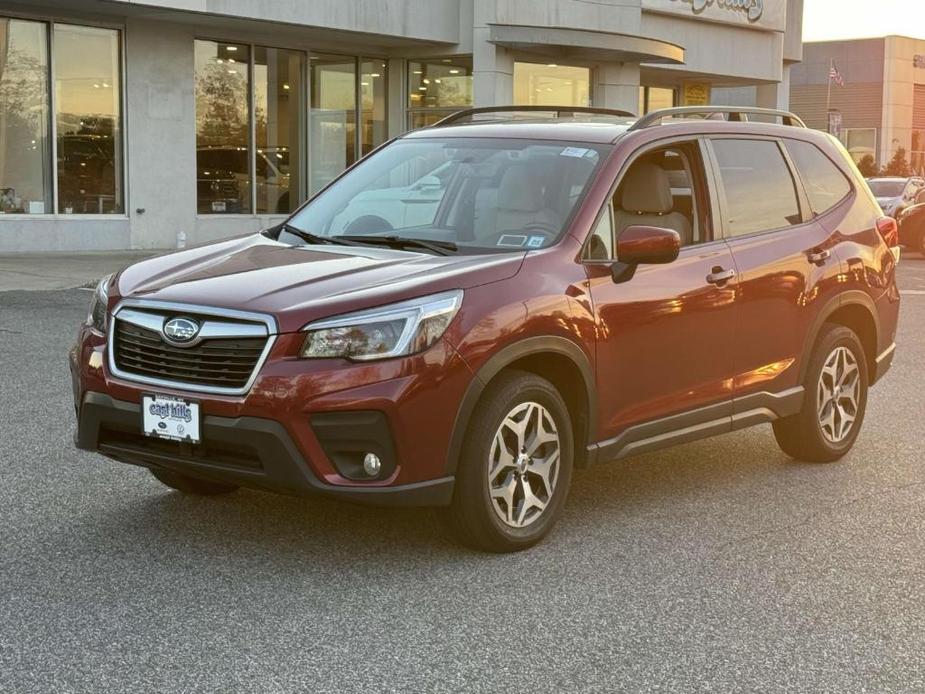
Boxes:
[712,139,802,237]
[784,140,852,215]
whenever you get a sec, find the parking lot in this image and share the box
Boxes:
[2,258,924,693]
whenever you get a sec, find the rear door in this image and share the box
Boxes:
[707,136,846,414]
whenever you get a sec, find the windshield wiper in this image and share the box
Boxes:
[338,235,458,256]
[275,223,360,247]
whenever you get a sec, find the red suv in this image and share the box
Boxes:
[72,106,901,552]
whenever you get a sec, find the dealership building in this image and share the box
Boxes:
[0,0,803,252]
[790,35,925,174]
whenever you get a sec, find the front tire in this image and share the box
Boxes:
[149,468,239,495]
[773,324,868,463]
[442,371,574,553]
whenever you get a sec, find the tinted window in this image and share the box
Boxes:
[785,140,852,214]
[712,139,802,237]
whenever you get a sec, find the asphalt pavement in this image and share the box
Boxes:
[1,259,925,693]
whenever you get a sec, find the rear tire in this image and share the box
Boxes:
[773,324,868,463]
[441,370,574,553]
[149,468,239,495]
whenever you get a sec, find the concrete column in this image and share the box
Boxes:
[593,63,641,115]
[756,64,792,111]
[124,18,197,249]
[472,26,514,107]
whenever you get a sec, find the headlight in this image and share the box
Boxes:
[301,290,463,361]
[86,274,112,333]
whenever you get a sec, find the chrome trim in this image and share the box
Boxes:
[117,307,268,349]
[876,343,897,365]
[107,299,278,396]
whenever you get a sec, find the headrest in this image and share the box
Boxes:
[620,161,674,214]
[499,165,543,212]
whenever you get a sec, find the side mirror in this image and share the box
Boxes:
[616,225,681,265]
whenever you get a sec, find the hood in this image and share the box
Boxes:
[115,234,525,333]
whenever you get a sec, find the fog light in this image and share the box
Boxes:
[363,453,382,477]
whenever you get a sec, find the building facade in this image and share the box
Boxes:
[790,36,925,174]
[0,0,803,252]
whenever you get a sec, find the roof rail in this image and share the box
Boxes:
[433,105,636,127]
[629,106,806,131]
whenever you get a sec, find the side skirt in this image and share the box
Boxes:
[586,387,805,466]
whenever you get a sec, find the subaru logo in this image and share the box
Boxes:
[162,317,200,344]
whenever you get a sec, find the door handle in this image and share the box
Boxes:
[706,267,736,285]
[808,248,831,266]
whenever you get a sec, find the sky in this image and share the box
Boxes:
[803,0,925,42]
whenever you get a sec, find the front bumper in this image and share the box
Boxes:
[70,319,474,506]
[76,392,454,506]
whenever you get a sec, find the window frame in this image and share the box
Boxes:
[406,56,474,131]
[194,38,390,215]
[0,14,128,219]
[703,135,813,242]
[782,137,856,219]
[581,134,722,264]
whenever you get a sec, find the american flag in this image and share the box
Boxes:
[829,62,845,87]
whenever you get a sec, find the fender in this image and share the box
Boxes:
[445,336,596,476]
[798,290,880,383]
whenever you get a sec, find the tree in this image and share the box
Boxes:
[856,154,878,178]
[881,147,911,177]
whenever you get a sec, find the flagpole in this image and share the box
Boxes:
[826,58,833,116]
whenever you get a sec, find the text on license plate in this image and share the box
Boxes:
[142,394,201,443]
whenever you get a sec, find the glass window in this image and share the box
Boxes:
[842,128,877,166]
[0,18,50,214]
[586,205,614,260]
[407,58,473,130]
[285,137,608,253]
[310,54,357,194]
[784,140,852,215]
[360,59,387,157]
[640,86,676,115]
[255,46,303,214]
[513,62,590,107]
[712,139,802,237]
[54,24,122,214]
[195,41,250,214]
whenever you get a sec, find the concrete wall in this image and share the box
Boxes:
[882,36,925,166]
[110,0,464,44]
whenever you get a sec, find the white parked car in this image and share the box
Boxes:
[866,176,925,218]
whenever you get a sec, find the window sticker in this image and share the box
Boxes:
[527,236,545,248]
[561,147,593,158]
[497,234,528,248]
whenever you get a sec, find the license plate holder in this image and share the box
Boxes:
[141,393,201,444]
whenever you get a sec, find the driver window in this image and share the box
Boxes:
[587,141,707,259]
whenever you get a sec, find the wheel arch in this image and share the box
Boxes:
[446,337,596,475]
[801,291,880,384]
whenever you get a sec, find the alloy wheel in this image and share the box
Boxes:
[817,346,861,444]
[488,401,561,528]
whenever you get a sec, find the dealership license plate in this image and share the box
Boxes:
[142,394,201,444]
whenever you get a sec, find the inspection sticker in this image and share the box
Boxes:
[561,147,592,158]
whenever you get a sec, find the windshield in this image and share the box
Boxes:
[868,180,905,197]
[281,137,610,253]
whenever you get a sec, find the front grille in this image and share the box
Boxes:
[113,319,267,390]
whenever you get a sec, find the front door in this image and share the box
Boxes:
[585,139,738,449]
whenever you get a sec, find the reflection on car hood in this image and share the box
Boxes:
[115,234,525,332]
